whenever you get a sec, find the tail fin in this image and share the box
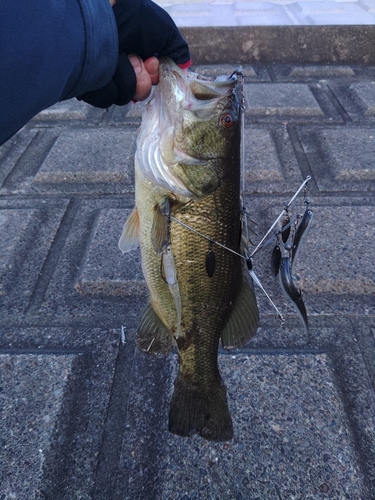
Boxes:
[168,372,233,441]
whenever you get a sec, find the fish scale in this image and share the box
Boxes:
[170,176,242,387]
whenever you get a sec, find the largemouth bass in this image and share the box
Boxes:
[119,59,259,441]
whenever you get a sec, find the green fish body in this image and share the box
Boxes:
[119,59,259,441]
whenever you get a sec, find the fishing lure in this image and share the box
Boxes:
[291,207,314,267]
[278,255,308,332]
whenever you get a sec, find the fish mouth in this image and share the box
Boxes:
[159,57,238,103]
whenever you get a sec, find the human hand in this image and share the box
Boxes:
[129,55,159,101]
[77,0,190,108]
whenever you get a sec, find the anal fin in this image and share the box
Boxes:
[221,277,259,349]
[136,302,174,356]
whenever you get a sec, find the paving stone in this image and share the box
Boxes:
[244,83,324,116]
[323,129,375,181]
[244,129,284,183]
[32,128,137,193]
[349,82,375,115]
[233,3,296,26]
[0,209,37,291]
[245,323,340,348]
[274,64,356,80]
[0,353,75,500]
[298,127,375,190]
[0,328,121,500]
[244,196,375,323]
[2,62,375,499]
[118,351,367,499]
[33,99,94,121]
[0,203,68,313]
[163,0,375,26]
[287,0,375,25]
[38,200,145,320]
[288,204,375,295]
[105,101,142,122]
[243,127,303,193]
[191,63,266,80]
[75,208,146,297]
[0,129,37,188]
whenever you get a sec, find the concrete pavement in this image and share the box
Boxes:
[157,0,375,27]
[1,17,375,500]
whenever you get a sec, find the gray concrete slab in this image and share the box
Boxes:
[244,83,324,116]
[1,62,375,499]
[0,201,68,314]
[32,128,137,194]
[0,353,76,500]
[297,127,375,190]
[158,0,375,27]
[180,26,375,64]
[75,208,146,297]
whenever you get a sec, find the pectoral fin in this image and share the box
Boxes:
[162,246,182,339]
[136,302,174,356]
[221,278,259,349]
[118,207,140,253]
[151,202,169,255]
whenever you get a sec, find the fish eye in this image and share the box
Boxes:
[220,112,236,128]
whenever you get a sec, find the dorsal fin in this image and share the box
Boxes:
[221,278,259,349]
[118,207,140,253]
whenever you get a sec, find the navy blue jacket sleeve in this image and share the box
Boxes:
[0,0,118,145]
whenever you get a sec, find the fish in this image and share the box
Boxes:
[119,58,259,441]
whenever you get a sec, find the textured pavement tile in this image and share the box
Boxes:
[0,129,37,188]
[0,353,75,500]
[244,83,324,116]
[245,321,341,349]
[273,64,356,80]
[324,129,375,181]
[288,204,375,295]
[75,208,146,296]
[32,128,137,193]
[191,63,270,81]
[119,352,366,499]
[0,209,37,292]
[243,197,375,321]
[349,82,375,115]
[327,82,375,121]
[245,129,284,183]
[243,126,303,193]
[0,203,68,313]
[39,200,145,320]
[298,127,375,190]
[233,3,296,26]
[274,202,373,296]
[1,62,375,499]
[33,99,94,121]
[105,101,142,122]
[297,1,375,25]
[0,328,120,500]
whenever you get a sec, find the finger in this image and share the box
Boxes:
[128,54,152,101]
[144,57,159,86]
